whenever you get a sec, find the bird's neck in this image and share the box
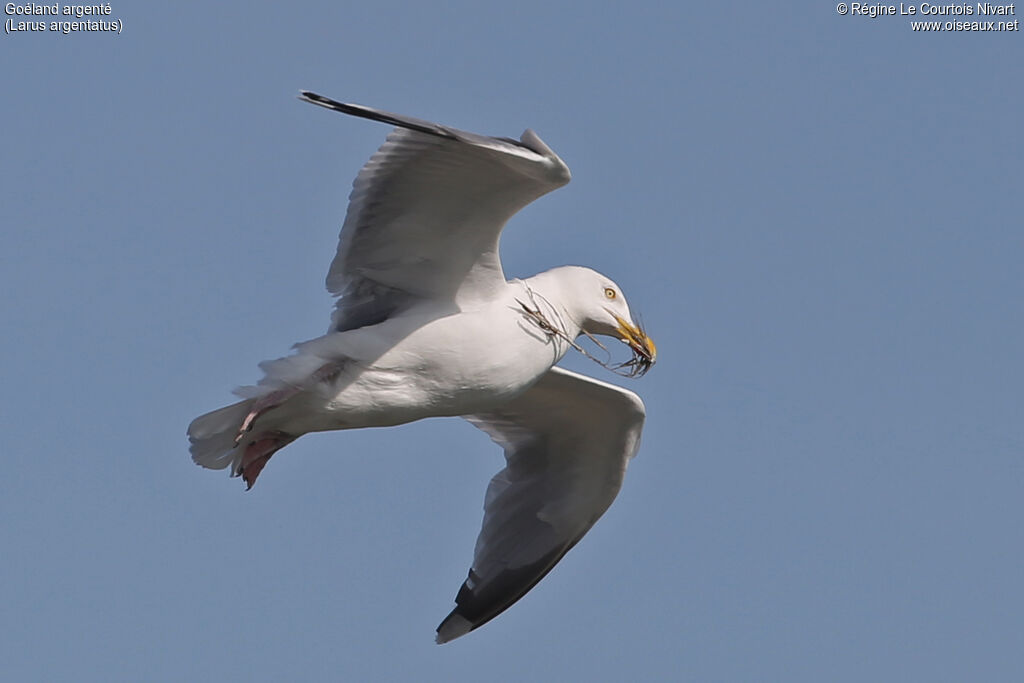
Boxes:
[516,274,585,342]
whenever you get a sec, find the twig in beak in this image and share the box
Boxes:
[516,288,653,378]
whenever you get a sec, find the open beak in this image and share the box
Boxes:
[612,313,657,377]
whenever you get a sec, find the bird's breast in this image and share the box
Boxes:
[406,304,566,408]
[325,299,571,425]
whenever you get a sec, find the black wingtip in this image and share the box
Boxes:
[297,90,344,110]
[296,91,457,140]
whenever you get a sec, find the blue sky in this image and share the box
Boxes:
[3,2,1022,680]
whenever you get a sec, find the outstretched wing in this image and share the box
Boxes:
[437,367,646,643]
[299,92,572,332]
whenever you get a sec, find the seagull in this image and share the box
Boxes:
[187,91,657,644]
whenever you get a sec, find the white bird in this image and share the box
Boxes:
[187,92,657,644]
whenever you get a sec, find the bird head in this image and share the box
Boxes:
[540,266,657,377]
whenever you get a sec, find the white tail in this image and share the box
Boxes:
[187,399,255,473]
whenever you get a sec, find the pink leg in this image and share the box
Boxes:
[235,387,300,446]
[239,433,294,490]
[234,362,343,446]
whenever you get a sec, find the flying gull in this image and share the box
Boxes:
[187,91,657,643]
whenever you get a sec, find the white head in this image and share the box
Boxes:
[528,266,657,376]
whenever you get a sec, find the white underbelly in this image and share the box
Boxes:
[319,301,570,427]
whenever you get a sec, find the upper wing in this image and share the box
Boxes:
[299,92,572,332]
[436,367,646,643]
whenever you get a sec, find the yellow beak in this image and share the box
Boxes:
[613,313,657,376]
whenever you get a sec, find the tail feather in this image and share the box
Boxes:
[189,340,345,477]
[187,399,255,473]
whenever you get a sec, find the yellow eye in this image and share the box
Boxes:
[604,287,617,300]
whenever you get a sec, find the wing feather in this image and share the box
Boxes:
[299,92,571,332]
[436,367,646,643]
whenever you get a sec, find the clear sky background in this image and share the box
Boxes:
[3,2,1022,681]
